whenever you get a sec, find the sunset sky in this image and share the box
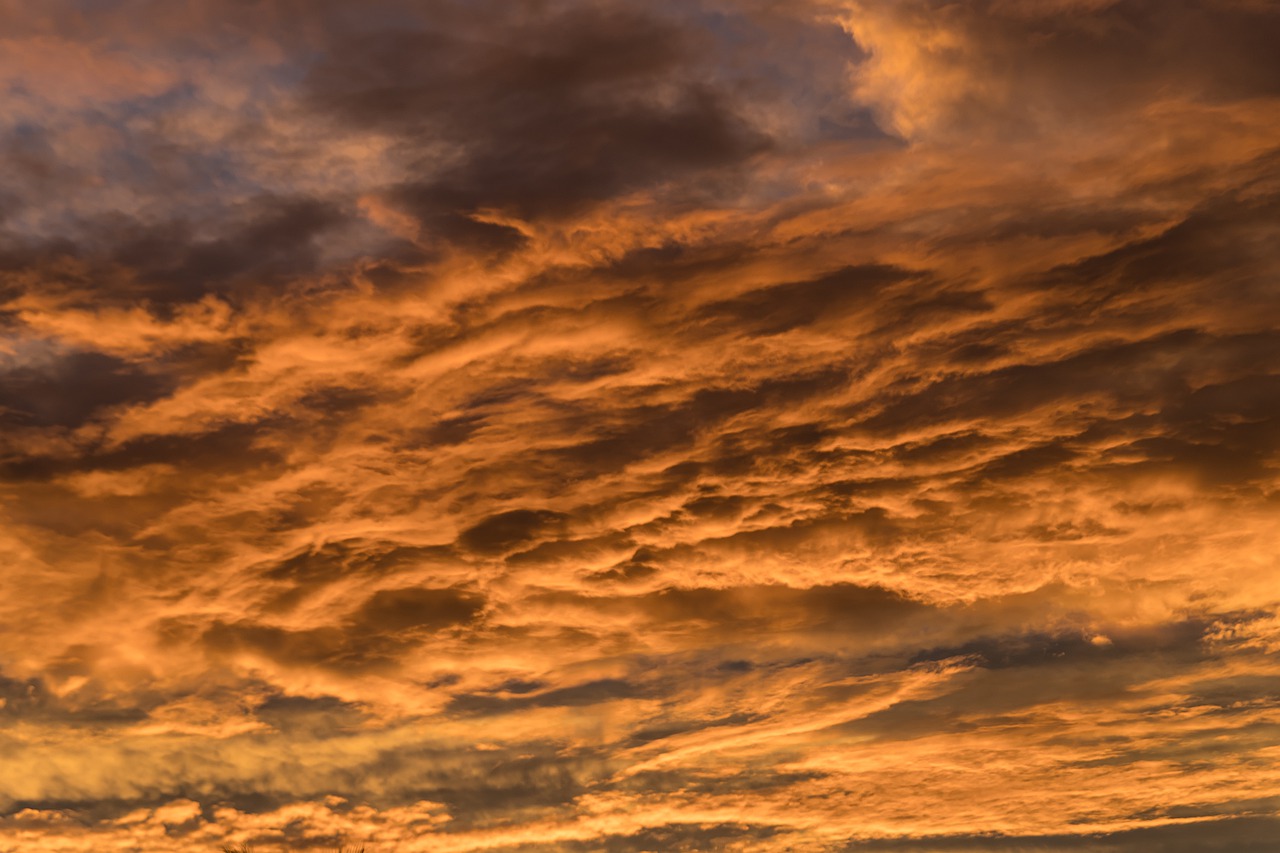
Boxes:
[1,1,1279,851]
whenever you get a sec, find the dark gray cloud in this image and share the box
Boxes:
[0,350,174,428]
[351,586,485,633]
[839,817,1280,853]
[459,509,571,556]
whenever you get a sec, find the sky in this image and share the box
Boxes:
[0,1,1278,851]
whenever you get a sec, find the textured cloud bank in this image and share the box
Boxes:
[1,0,1278,850]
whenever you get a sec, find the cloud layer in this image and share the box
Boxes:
[1,0,1278,850]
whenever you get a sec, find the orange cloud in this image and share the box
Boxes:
[0,1,1278,851]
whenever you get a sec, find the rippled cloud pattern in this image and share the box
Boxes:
[1,1,1279,850]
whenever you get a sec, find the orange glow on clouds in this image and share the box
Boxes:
[1,1,1278,851]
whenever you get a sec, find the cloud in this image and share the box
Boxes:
[0,0,1277,850]
[838,0,1280,140]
